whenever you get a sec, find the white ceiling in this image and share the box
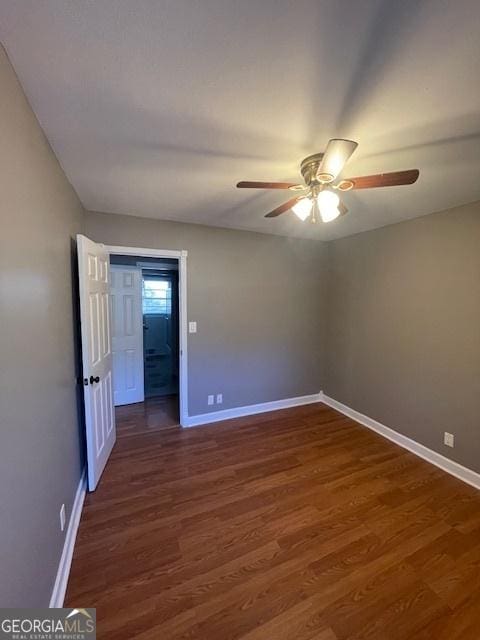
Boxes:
[1,0,480,240]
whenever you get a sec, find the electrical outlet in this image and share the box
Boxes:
[59,504,66,532]
[444,432,455,448]
[207,395,214,406]
[189,321,197,333]
[216,394,223,404]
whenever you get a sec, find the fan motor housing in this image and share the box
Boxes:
[300,153,326,186]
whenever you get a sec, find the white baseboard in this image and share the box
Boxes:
[321,393,480,491]
[183,392,323,428]
[49,469,87,608]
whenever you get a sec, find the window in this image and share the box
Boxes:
[142,278,172,315]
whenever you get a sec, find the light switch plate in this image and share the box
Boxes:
[189,321,197,333]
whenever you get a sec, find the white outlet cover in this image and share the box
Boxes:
[207,395,214,405]
[189,321,197,333]
[216,394,223,404]
[60,504,66,532]
[444,432,455,448]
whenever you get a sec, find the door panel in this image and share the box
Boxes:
[89,293,100,365]
[123,295,134,336]
[101,292,110,357]
[125,349,136,388]
[104,371,114,436]
[77,235,116,491]
[93,383,104,454]
[110,266,145,406]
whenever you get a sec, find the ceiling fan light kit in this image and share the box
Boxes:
[236,138,419,224]
[293,190,341,223]
[318,190,341,222]
[292,197,313,221]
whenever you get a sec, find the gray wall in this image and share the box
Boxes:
[0,45,85,606]
[325,201,480,473]
[85,211,328,415]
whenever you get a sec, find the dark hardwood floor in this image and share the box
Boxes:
[115,394,180,433]
[66,401,480,639]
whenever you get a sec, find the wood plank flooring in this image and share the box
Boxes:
[66,401,480,639]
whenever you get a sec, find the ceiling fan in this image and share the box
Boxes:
[236,139,419,223]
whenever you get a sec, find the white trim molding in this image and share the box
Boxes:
[49,470,87,608]
[183,392,323,428]
[105,244,189,427]
[105,245,188,260]
[321,393,480,491]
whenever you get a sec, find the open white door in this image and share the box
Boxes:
[110,266,145,406]
[77,234,116,491]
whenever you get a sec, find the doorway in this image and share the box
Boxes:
[106,245,188,427]
[110,254,180,422]
[142,268,179,399]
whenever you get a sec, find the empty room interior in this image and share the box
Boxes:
[1,1,480,638]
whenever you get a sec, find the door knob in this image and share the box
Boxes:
[89,375,100,384]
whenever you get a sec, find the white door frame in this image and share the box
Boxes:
[105,245,188,426]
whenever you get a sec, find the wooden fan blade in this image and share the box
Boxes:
[265,196,300,218]
[237,181,304,190]
[344,169,419,190]
[317,139,358,181]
